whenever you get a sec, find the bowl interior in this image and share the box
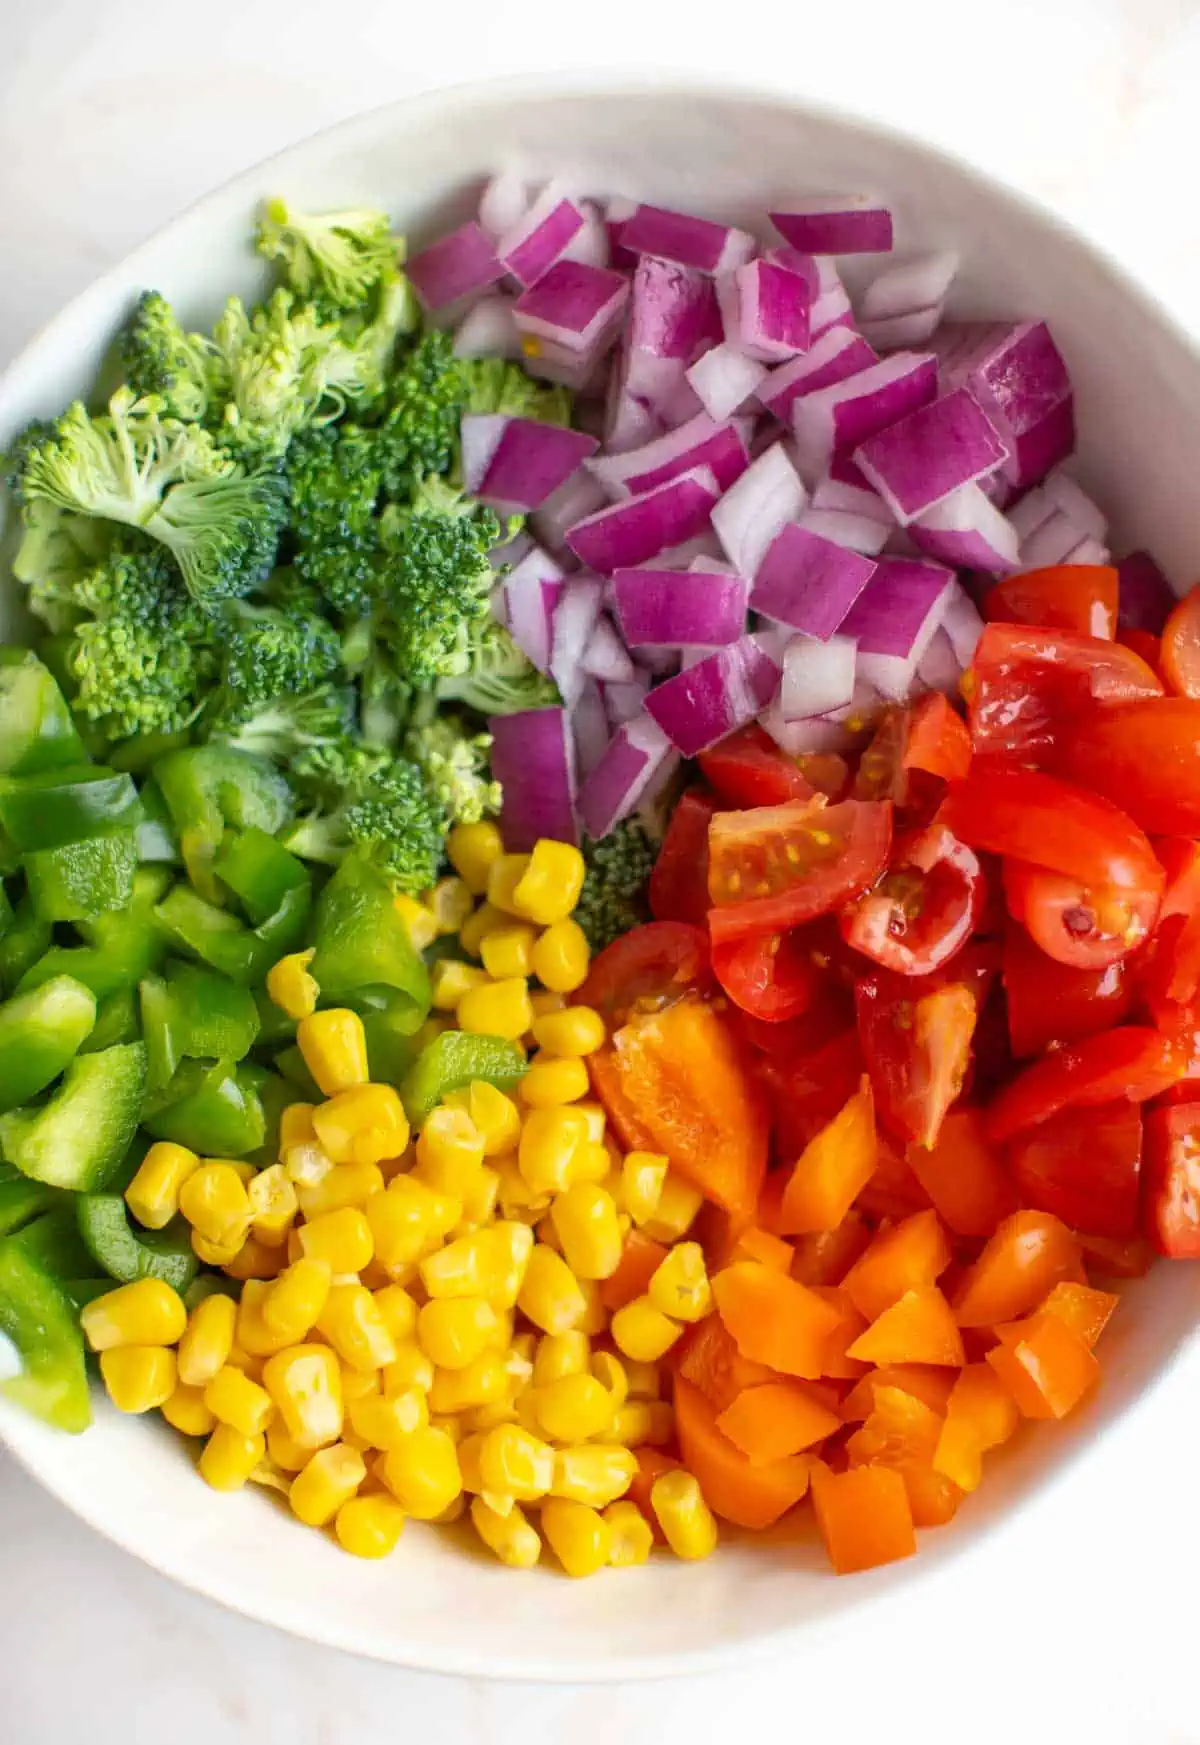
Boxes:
[2,75,1200,1679]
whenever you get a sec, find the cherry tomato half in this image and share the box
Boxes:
[984,564,1119,640]
[1007,1100,1142,1239]
[698,724,816,809]
[966,621,1162,761]
[1003,859,1160,969]
[1056,698,1200,836]
[579,921,710,1027]
[649,788,715,930]
[840,822,984,977]
[1003,923,1132,1058]
[707,798,892,945]
[1160,588,1200,699]
[984,1025,1181,1145]
[712,928,821,1023]
[855,975,977,1150]
[1144,1102,1200,1257]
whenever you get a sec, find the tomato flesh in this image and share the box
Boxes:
[1144,1103,1200,1256]
[966,621,1162,761]
[579,921,710,1027]
[1003,924,1131,1057]
[1007,1101,1143,1239]
[1003,859,1160,970]
[855,976,977,1149]
[984,1025,1182,1145]
[698,724,816,809]
[712,928,821,1023]
[1160,589,1200,700]
[840,822,983,977]
[649,788,715,930]
[708,798,892,945]
[984,565,1119,640]
[1056,698,1200,836]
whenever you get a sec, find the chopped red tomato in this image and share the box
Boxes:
[758,1026,865,1158]
[965,622,1162,761]
[728,978,856,1061]
[1160,589,1200,700]
[1003,924,1132,1058]
[1007,1101,1143,1239]
[1138,838,1200,1021]
[840,821,984,977]
[712,928,821,1023]
[649,788,715,929]
[1155,837,1200,919]
[984,565,1119,640]
[1003,859,1160,970]
[903,692,973,781]
[1056,698,1200,835]
[579,921,710,1027]
[707,798,892,945]
[1144,1103,1200,1257]
[855,975,977,1149]
[698,724,815,809]
[854,698,969,826]
[984,1026,1182,1145]
[1117,628,1163,675]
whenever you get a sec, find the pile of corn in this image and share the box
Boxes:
[79,826,720,1575]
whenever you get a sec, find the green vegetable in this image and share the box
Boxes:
[142,1057,265,1156]
[0,765,141,852]
[76,1195,198,1292]
[0,1042,147,1191]
[574,820,657,952]
[16,867,170,1000]
[0,1177,65,1238]
[81,988,140,1053]
[11,1205,95,1277]
[461,355,572,426]
[256,199,400,312]
[0,896,53,996]
[140,963,261,1091]
[0,975,97,1113]
[24,829,138,922]
[0,647,86,775]
[288,422,386,617]
[0,1231,91,1431]
[134,778,180,863]
[284,752,446,895]
[121,290,224,423]
[433,617,560,717]
[377,329,469,501]
[307,853,430,1031]
[153,743,291,898]
[212,827,310,925]
[378,476,501,686]
[401,1030,526,1124]
[405,710,500,826]
[275,1044,321,1100]
[154,878,310,985]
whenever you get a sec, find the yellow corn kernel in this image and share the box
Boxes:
[283,1141,334,1193]
[190,1231,243,1267]
[348,1387,428,1450]
[458,1081,522,1158]
[262,1343,343,1449]
[542,1497,611,1577]
[289,1443,366,1527]
[394,891,439,952]
[414,1106,486,1199]
[551,1181,623,1280]
[100,1345,176,1414]
[651,1469,718,1561]
[380,1427,462,1519]
[457,977,533,1042]
[621,1358,662,1401]
[224,1159,258,1186]
[513,841,587,926]
[518,1106,590,1196]
[311,1084,409,1169]
[550,1443,637,1507]
[612,1399,674,1447]
[470,1496,541,1569]
[480,924,537,981]
[296,1160,386,1221]
[297,1008,369,1097]
[418,1230,485,1299]
[372,1284,418,1343]
[459,901,506,959]
[225,1345,264,1383]
[178,1162,252,1249]
[318,1283,397,1372]
[335,1492,406,1559]
[427,1353,509,1414]
[478,1424,555,1501]
[465,1398,518,1435]
[279,1103,317,1151]
[236,1280,295,1358]
[267,1418,312,1472]
[575,1103,609,1146]
[124,1141,200,1231]
[369,1178,462,1277]
[298,1206,374,1274]
[647,1241,712,1324]
[621,1152,669,1227]
[199,1425,266,1492]
[578,1277,607,1337]
[447,820,504,896]
[430,958,491,1012]
[537,1371,613,1442]
[641,1171,704,1243]
[604,1500,654,1568]
[486,852,533,917]
[611,1296,683,1364]
[533,1330,590,1388]
[417,1296,499,1370]
[458,1166,501,1232]
[481,1220,535,1309]
[382,1339,435,1398]
[176,1293,236,1387]
[260,1257,331,1344]
[517,1244,588,1335]
[81,1278,187,1352]
[160,1382,216,1437]
[266,948,318,1020]
[246,1164,298,1248]
[571,1144,612,1188]
[590,1351,629,1412]
[495,1155,549,1222]
[530,1005,606,1058]
[520,1055,590,1109]
[203,1364,275,1437]
[530,919,590,994]
[429,874,474,936]
[433,1493,467,1525]
[222,1236,286,1282]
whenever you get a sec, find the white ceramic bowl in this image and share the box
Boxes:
[3,71,1200,1682]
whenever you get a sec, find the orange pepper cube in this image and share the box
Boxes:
[985,1312,1100,1420]
[674,1377,811,1530]
[840,1364,955,1423]
[1037,1281,1118,1350]
[712,1262,841,1380]
[810,1461,916,1575]
[809,1285,869,1380]
[952,1212,1084,1329]
[845,1384,941,1471]
[905,1108,1017,1239]
[842,1209,952,1324]
[716,1381,841,1463]
[778,1078,877,1235]
[847,1287,965,1368]
[675,1315,774,1413]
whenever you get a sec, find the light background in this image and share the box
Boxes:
[2,2,1199,1739]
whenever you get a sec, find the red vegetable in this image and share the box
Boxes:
[707,797,893,945]
[712,929,821,1024]
[579,921,710,1029]
[1144,1103,1200,1257]
[1007,1101,1143,1238]
[984,564,1119,640]
[1003,924,1131,1058]
[984,1026,1181,1145]
[698,725,816,810]
[649,788,716,930]
[856,975,977,1149]
[840,821,984,977]
[965,622,1162,761]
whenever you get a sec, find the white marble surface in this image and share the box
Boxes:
[4,2,1200,1738]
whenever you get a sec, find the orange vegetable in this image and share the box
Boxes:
[675,1314,773,1412]
[778,1077,878,1234]
[716,1381,841,1462]
[1077,1230,1153,1278]
[933,1363,1020,1492]
[712,1262,841,1379]
[842,1209,952,1323]
[951,1211,1084,1328]
[590,997,768,1218]
[985,1312,1100,1419]
[810,1460,916,1574]
[674,1376,812,1529]
[755,1171,789,1237]
[1036,1281,1118,1349]
[599,1229,669,1312]
[810,1285,870,1380]
[626,1445,680,1541]
[855,1137,934,1223]
[903,1465,964,1528]
[790,1210,872,1287]
[733,1226,795,1272]
[905,1109,1018,1238]
[847,1287,965,1368]
[840,1364,956,1422]
[845,1383,941,1469]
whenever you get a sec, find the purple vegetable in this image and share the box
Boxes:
[719,258,816,362]
[936,320,1074,492]
[479,173,533,241]
[461,416,598,512]
[577,714,677,839]
[860,309,945,351]
[1008,471,1107,570]
[645,635,782,756]
[840,556,956,699]
[939,582,985,666]
[580,613,636,684]
[800,508,892,557]
[603,673,651,727]
[770,198,894,256]
[407,221,505,311]
[808,257,857,338]
[514,260,630,354]
[571,679,611,782]
[619,204,755,276]
[780,633,857,719]
[759,329,878,422]
[791,352,938,483]
[910,482,1018,573]
[612,566,749,650]
[916,628,962,697]
[751,523,877,639]
[711,442,808,576]
[587,412,749,501]
[686,344,768,422]
[498,187,587,287]
[853,387,1009,524]
[454,295,521,360]
[489,707,579,848]
[565,467,720,573]
[504,548,566,674]
[550,575,605,706]
[1117,550,1176,633]
[531,470,608,556]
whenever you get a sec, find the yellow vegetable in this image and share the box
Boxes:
[610,1296,683,1364]
[550,1443,637,1507]
[289,1443,366,1526]
[177,1293,237,1388]
[266,949,318,1020]
[380,1427,462,1518]
[529,920,590,994]
[456,978,533,1042]
[447,820,504,895]
[512,841,586,926]
[297,1008,369,1096]
[550,1182,623,1280]
[124,1142,200,1230]
[298,1206,374,1274]
[81,1278,187,1352]
[262,1343,343,1449]
[199,1425,266,1492]
[312,1083,409,1167]
[335,1493,406,1558]
[650,1469,718,1561]
[100,1346,176,1414]
[541,1497,611,1577]
[530,1006,606,1058]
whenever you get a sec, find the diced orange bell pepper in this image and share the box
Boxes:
[790,1210,872,1288]
[985,1312,1100,1420]
[734,1227,795,1272]
[599,1229,670,1312]
[905,1108,1018,1238]
[845,1384,941,1468]
[778,1077,878,1234]
[674,1376,812,1529]
[717,1380,842,1462]
[626,1445,680,1541]
[1035,1281,1118,1349]
[699,1204,794,1273]
[1077,1230,1153,1279]
[842,1209,953,1323]
[840,1364,956,1422]
[755,1170,789,1237]
[810,1460,916,1575]
[855,1136,934,1223]
[951,1211,1084,1328]
[675,1313,774,1411]
[903,1465,964,1527]
[810,1285,870,1380]
[933,1362,1020,1492]
[713,1262,841,1379]
[847,1287,966,1368]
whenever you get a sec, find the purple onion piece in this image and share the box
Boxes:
[644,634,782,756]
[620,204,756,276]
[853,386,1010,525]
[770,198,894,256]
[1117,550,1176,633]
[577,714,676,839]
[565,468,720,573]
[489,707,579,848]
[612,566,749,650]
[751,523,877,640]
[407,221,505,311]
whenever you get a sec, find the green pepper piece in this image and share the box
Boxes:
[309,854,430,1033]
[241,1064,291,1163]
[0,766,142,853]
[154,746,292,902]
[401,1031,527,1124]
[0,1233,91,1431]
[167,962,261,1061]
[0,648,86,776]
[0,1177,65,1237]
[134,778,180,865]
[142,1058,265,1156]
[76,1196,199,1291]
[360,1008,418,1086]
[274,1044,321,1100]
[10,1205,95,1276]
[183,1273,239,1310]
[62,1278,112,1311]
[24,828,139,922]
[0,974,97,1113]
[138,973,181,1093]
[0,894,52,996]
[0,881,13,937]
[80,987,139,1054]
[214,828,310,925]
[16,868,170,1002]
[108,728,192,776]
[0,1041,147,1190]
[253,986,297,1049]
[155,880,310,986]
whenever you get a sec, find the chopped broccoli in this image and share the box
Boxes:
[220,596,342,705]
[208,683,356,762]
[283,754,445,894]
[406,710,500,825]
[287,422,384,616]
[122,291,226,422]
[461,356,573,426]
[10,502,120,632]
[376,476,500,685]
[435,614,560,716]
[256,199,399,312]
[573,820,658,952]
[377,329,468,500]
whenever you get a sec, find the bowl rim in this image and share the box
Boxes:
[2,65,1198,1683]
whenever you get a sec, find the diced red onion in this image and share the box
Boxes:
[503,547,566,673]
[604,384,665,454]
[1043,470,1107,541]
[498,185,587,288]
[711,442,808,576]
[916,627,962,696]
[514,261,630,354]
[489,528,533,573]
[770,198,894,256]
[861,252,958,320]
[612,566,749,650]
[606,255,721,440]
[479,173,533,241]
[571,679,611,782]
[840,556,956,698]
[620,204,756,276]
[791,352,938,484]
[1061,535,1111,566]
[408,222,504,312]
[489,707,578,848]
[565,467,720,573]
[800,508,892,556]
[910,482,1018,573]
[645,634,782,756]
[602,673,651,726]
[587,412,749,502]
[719,258,816,362]
[759,329,878,422]
[751,524,877,639]
[853,386,1009,524]
[1117,550,1175,633]
[780,633,857,719]
[520,334,608,391]
[643,532,726,570]
[577,713,676,839]
[1007,487,1057,546]
[759,687,876,756]
[686,345,768,422]
[454,295,522,360]
[550,575,605,707]
[562,202,611,271]
[531,470,608,555]
[460,415,508,495]
[809,259,857,339]
[860,309,945,351]
[1014,474,1107,570]
[939,581,985,666]
[605,196,638,268]
[462,415,598,512]
[580,612,636,684]
[936,320,1074,492]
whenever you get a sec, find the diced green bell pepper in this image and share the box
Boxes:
[214,828,310,925]
[0,881,13,937]
[0,765,142,853]
[17,868,171,1000]
[0,894,52,996]
[0,1177,65,1238]
[80,987,139,1054]
[134,778,180,865]
[76,1195,198,1292]
[241,1064,291,1163]
[360,1007,418,1086]
[0,1233,91,1431]
[401,1031,527,1124]
[0,648,86,777]
[142,1058,265,1156]
[253,986,296,1049]
[62,1278,112,1311]
[274,1044,321,1100]
[10,1205,94,1275]
[24,828,139,922]
[108,729,192,777]
[153,746,292,901]
[183,1273,239,1310]
[0,974,97,1113]
[155,879,310,986]
[0,1041,147,1190]
[140,963,261,1091]
[309,854,430,1035]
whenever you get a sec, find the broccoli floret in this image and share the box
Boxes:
[435,614,560,716]
[377,329,469,500]
[287,422,384,616]
[574,820,657,952]
[10,502,120,632]
[208,683,356,762]
[283,755,445,894]
[256,199,400,312]
[374,476,500,686]
[219,597,342,705]
[122,291,226,422]
[406,711,500,825]
[461,356,573,426]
